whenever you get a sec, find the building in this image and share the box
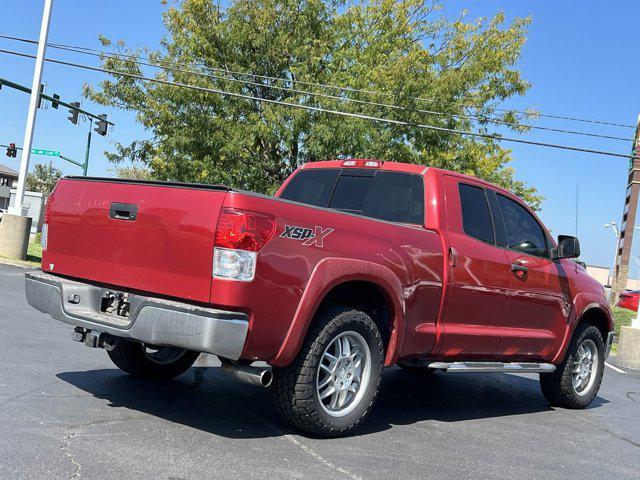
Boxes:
[586,264,640,290]
[0,163,18,210]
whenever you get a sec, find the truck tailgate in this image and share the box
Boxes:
[43,177,228,303]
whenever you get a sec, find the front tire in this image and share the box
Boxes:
[539,323,604,408]
[107,339,200,379]
[273,306,384,437]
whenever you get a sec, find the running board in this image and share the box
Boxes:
[427,362,556,373]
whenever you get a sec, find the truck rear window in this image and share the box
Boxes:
[280,168,424,225]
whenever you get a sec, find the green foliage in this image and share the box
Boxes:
[33,232,42,244]
[26,161,63,196]
[110,163,156,180]
[85,0,541,208]
[612,306,634,340]
[27,241,43,264]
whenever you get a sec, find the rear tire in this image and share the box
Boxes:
[107,339,200,379]
[539,324,604,409]
[273,306,384,437]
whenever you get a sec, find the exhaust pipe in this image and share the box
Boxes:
[221,362,273,388]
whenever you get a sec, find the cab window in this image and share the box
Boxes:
[458,183,495,244]
[496,194,548,258]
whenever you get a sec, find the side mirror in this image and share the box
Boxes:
[554,235,580,259]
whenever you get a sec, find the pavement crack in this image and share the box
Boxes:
[283,434,364,480]
[236,403,363,480]
[559,409,640,449]
[60,432,82,479]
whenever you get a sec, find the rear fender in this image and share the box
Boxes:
[270,257,405,367]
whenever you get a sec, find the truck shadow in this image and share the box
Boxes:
[56,365,608,439]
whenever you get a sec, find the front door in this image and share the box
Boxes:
[490,191,572,360]
[437,177,511,357]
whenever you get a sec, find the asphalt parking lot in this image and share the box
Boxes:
[1,263,639,479]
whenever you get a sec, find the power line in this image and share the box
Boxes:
[32,39,635,143]
[0,33,636,132]
[0,46,638,161]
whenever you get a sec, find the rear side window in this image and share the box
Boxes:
[329,175,373,212]
[279,169,424,225]
[279,169,339,207]
[496,194,548,258]
[458,183,495,244]
[363,171,424,224]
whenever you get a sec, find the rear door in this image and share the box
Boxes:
[44,178,228,303]
[489,191,571,359]
[438,176,511,357]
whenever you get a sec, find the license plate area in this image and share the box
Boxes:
[100,290,131,319]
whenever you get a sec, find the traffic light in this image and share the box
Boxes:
[67,101,80,124]
[5,143,17,158]
[94,114,108,136]
[36,84,46,109]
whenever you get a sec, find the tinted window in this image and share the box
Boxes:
[280,168,425,225]
[279,169,339,207]
[459,184,495,244]
[496,194,548,257]
[363,171,424,224]
[329,175,373,212]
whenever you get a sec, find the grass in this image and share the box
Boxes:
[611,307,634,354]
[27,240,43,263]
[0,239,42,267]
[612,306,634,339]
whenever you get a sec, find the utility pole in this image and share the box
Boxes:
[9,0,53,216]
[610,114,640,307]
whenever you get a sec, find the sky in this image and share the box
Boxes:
[0,1,639,272]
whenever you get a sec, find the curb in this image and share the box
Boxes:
[0,257,39,269]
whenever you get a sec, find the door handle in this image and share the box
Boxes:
[511,263,528,273]
[109,202,138,221]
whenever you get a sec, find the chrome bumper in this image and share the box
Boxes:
[24,271,249,360]
[606,331,614,359]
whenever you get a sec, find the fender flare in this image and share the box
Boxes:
[551,293,614,364]
[270,257,405,367]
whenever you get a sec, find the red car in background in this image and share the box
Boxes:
[617,290,640,311]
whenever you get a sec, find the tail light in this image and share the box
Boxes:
[41,190,56,251]
[213,207,276,281]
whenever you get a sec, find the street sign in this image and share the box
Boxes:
[31,148,60,156]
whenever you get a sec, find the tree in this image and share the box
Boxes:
[110,163,156,180]
[85,0,541,208]
[26,161,62,196]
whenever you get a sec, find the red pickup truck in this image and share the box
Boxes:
[25,159,613,436]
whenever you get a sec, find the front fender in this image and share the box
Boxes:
[270,257,405,367]
[551,292,613,364]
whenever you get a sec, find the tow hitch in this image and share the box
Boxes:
[71,327,118,351]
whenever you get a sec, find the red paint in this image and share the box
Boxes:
[43,162,612,367]
[617,291,639,311]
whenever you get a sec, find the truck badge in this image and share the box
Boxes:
[280,225,334,247]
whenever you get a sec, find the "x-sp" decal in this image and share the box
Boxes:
[280,225,334,247]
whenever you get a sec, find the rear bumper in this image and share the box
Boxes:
[24,271,249,360]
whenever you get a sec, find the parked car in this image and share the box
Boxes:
[25,159,614,436]
[617,290,640,311]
